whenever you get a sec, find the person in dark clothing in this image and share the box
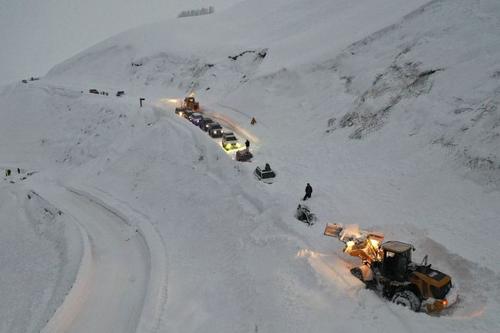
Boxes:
[303,183,312,201]
[251,117,256,125]
[245,139,250,149]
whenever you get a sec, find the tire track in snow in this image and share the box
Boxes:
[67,185,169,333]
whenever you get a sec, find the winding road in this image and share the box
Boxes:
[39,187,150,333]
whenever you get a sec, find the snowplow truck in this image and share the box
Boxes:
[183,97,199,111]
[324,223,458,313]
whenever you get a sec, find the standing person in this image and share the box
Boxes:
[245,139,250,151]
[251,117,256,125]
[303,183,313,201]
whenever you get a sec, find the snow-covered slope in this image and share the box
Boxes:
[45,0,431,95]
[0,182,81,333]
[0,0,240,85]
[1,0,500,332]
[46,0,500,188]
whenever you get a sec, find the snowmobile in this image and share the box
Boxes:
[295,204,316,225]
[323,223,458,313]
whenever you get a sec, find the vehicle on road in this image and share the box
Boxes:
[199,117,214,131]
[236,149,253,162]
[182,110,193,120]
[254,164,276,183]
[222,132,240,151]
[190,113,203,126]
[175,107,187,117]
[208,123,223,138]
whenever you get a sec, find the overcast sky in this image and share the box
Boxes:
[0,0,237,85]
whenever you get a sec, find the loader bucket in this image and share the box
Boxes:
[324,223,343,238]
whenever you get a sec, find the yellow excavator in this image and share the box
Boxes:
[324,223,458,313]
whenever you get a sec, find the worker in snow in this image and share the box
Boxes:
[296,204,306,221]
[251,117,256,125]
[245,139,250,150]
[303,183,313,201]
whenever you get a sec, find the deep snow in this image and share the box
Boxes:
[1,0,500,332]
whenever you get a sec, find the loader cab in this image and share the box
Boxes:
[381,241,413,282]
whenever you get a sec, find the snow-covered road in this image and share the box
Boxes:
[38,187,150,333]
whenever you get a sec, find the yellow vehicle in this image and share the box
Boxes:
[324,223,458,313]
[221,132,241,151]
[183,97,199,111]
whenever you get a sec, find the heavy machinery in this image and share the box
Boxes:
[323,223,458,313]
[183,96,200,111]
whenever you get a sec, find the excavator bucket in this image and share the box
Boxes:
[324,223,343,238]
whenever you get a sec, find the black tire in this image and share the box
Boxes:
[391,290,421,312]
[350,267,363,281]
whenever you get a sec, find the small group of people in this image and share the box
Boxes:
[4,168,21,177]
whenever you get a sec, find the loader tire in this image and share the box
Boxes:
[391,290,421,312]
[350,267,363,281]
